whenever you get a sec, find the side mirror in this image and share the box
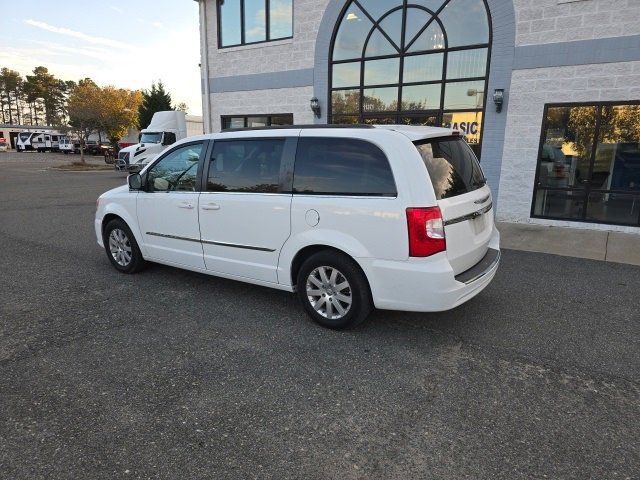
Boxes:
[128,173,143,190]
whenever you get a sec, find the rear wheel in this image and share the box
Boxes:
[103,219,146,273]
[296,251,373,329]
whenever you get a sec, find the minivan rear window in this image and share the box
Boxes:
[415,137,486,200]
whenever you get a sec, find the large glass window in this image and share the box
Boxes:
[532,102,640,227]
[218,0,293,48]
[293,138,397,196]
[329,0,491,158]
[208,139,286,193]
[147,143,203,192]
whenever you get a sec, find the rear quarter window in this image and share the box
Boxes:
[415,137,486,200]
[293,137,397,196]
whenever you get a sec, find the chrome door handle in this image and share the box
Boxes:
[178,202,194,209]
[201,203,221,211]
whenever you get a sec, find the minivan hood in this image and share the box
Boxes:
[101,184,129,198]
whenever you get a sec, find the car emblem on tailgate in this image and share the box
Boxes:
[474,194,490,204]
[443,202,493,226]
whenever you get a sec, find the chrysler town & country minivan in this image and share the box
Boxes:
[95,125,500,329]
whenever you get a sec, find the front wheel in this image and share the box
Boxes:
[296,251,373,330]
[103,219,146,273]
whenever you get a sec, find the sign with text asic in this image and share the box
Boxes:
[442,112,483,145]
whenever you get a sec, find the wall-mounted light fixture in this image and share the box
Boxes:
[310,97,321,118]
[493,89,505,113]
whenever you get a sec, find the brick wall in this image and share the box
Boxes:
[198,0,640,231]
[203,0,328,77]
[515,0,640,46]
[210,87,315,132]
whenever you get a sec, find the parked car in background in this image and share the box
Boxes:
[0,137,8,152]
[85,139,110,155]
[96,125,500,329]
[59,137,80,154]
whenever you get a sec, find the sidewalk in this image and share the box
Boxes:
[498,222,640,266]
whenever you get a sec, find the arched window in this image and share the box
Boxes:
[329,0,491,156]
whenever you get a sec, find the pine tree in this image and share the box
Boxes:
[138,81,173,128]
[0,68,22,124]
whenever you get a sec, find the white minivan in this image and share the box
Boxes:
[95,125,500,329]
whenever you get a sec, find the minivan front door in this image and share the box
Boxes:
[198,137,296,284]
[137,142,206,269]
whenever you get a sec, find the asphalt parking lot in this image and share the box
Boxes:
[1,152,639,479]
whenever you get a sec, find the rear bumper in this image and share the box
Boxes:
[360,227,500,312]
[455,248,500,284]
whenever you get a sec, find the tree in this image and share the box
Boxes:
[97,86,143,146]
[68,80,142,162]
[0,68,22,124]
[174,102,188,113]
[67,79,102,163]
[25,67,69,125]
[138,81,172,128]
[23,71,45,125]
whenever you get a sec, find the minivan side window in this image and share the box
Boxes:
[293,138,397,196]
[146,143,203,192]
[207,139,286,193]
[415,137,486,200]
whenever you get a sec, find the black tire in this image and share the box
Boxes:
[103,219,146,273]
[296,250,373,330]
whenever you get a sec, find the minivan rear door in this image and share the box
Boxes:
[198,135,297,284]
[415,136,494,275]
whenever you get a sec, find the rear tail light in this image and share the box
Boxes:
[406,207,446,257]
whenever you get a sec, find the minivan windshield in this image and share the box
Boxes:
[140,132,162,144]
[415,137,486,200]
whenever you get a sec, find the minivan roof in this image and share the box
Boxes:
[371,125,460,142]
[219,124,459,142]
[222,124,374,132]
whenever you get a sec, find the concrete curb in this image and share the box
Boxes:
[498,222,640,266]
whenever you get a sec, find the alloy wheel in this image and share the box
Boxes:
[306,266,353,320]
[108,228,133,267]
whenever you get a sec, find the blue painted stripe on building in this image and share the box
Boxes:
[209,68,314,93]
[514,35,640,70]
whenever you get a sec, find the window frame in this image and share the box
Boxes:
[142,140,209,193]
[221,113,294,130]
[203,137,297,194]
[292,136,398,198]
[530,100,640,227]
[216,0,294,49]
[327,0,492,159]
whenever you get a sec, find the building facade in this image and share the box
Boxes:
[196,0,640,232]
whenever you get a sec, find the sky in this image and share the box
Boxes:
[0,0,202,116]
